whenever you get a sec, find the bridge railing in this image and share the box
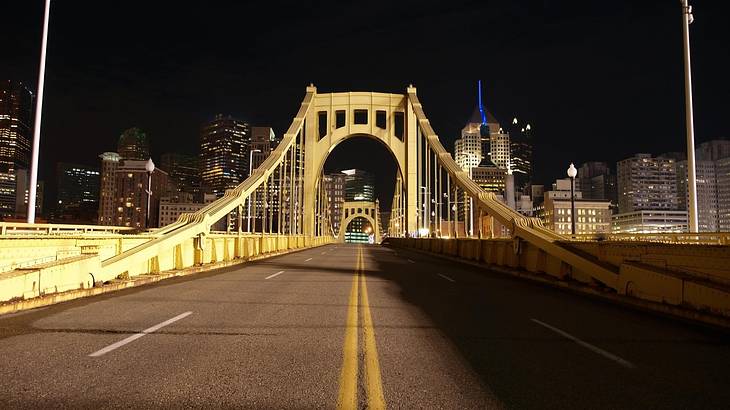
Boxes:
[566,232,730,245]
[0,222,136,236]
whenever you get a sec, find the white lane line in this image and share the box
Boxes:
[265,270,285,280]
[321,251,327,255]
[437,273,455,283]
[531,319,635,369]
[305,257,313,262]
[89,311,193,357]
[407,259,415,263]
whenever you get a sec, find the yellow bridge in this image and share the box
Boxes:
[1,86,729,328]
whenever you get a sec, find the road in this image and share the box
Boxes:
[1,244,729,409]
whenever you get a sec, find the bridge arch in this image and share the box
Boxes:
[338,201,380,243]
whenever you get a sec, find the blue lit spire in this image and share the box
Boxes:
[478,80,487,125]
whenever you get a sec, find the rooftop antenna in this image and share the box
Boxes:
[478,80,487,125]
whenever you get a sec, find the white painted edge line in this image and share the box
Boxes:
[305,257,313,262]
[89,311,193,357]
[530,318,635,369]
[265,270,285,280]
[437,273,455,283]
[321,251,327,255]
[407,259,415,263]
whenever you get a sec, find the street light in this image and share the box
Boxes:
[681,0,698,233]
[567,163,577,235]
[27,0,52,223]
[145,158,155,229]
[247,148,262,232]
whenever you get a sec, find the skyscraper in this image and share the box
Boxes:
[98,152,121,225]
[508,117,533,193]
[323,172,346,235]
[200,114,250,197]
[617,154,681,213]
[577,161,618,211]
[117,128,150,161]
[454,122,481,171]
[54,163,100,223]
[341,169,375,241]
[0,81,33,218]
[160,152,200,200]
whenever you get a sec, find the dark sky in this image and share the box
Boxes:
[2,1,728,210]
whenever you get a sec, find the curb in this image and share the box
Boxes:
[0,244,329,316]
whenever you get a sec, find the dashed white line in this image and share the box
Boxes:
[321,251,327,255]
[531,318,635,369]
[437,273,455,283]
[265,270,285,280]
[89,311,193,357]
[407,259,415,264]
[305,257,313,262]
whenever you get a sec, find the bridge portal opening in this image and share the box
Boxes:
[344,216,374,244]
[321,136,401,241]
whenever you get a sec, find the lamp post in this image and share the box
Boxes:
[145,158,155,229]
[247,149,262,232]
[567,163,577,235]
[681,0,698,233]
[27,0,52,223]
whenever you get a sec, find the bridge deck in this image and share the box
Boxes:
[1,244,728,408]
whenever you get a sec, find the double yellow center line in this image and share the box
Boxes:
[336,247,386,410]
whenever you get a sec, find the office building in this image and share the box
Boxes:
[540,178,612,235]
[98,152,121,225]
[0,81,33,218]
[160,153,200,200]
[612,210,688,233]
[117,127,150,161]
[454,122,482,171]
[200,114,250,197]
[617,154,681,214]
[508,117,533,194]
[158,193,217,227]
[13,169,43,220]
[54,163,100,224]
[323,172,346,236]
[111,160,168,228]
[341,169,375,240]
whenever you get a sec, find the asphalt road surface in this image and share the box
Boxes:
[1,244,729,409]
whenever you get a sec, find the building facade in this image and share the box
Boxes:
[111,160,168,228]
[54,163,100,224]
[158,194,217,227]
[612,210,688,233]
[0,81,33,219]
[117,128,150,161]
[323,172,346,236]
[98,152,121,225]
[160,152,200,201]
[508,117,533,194]
[200,114,250,197]
[617,154,680,214]
[454,122,481,171]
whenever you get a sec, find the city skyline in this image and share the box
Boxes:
[1,1,728,209]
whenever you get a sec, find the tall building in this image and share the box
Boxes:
[675,139,730,232]
[0,81,33,218]
[250,126,277,172]
[54,163,100,224]
[158,193,217,228]
[341,169,375,240]
[454,122,482,171]
[111,160,168,228]
[98,152,121,225]
[117,128,150,161]
[323,172,346,235]
[13,169,43,220]
[160,153,200,200]
[508,117,533,194]
[200,114,250,197]
[617,154,681,214]
[577,161,618,213]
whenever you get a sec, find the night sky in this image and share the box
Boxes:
[2,1,728,210]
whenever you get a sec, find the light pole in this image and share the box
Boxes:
[681,0,698,233]
[145,158,155,229]
[247,149,262,232]
[27,0,52,223]
[567,163,577,235]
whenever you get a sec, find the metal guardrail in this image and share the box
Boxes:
[566,233,730,245]
[0,222,137,236]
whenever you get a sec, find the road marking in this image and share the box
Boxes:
[437,273,455,283]
[531,319,635,369]
[336,254,360,409]
[359,248,387,409]
[265,270,285,280]
[89,311,193,357]
[407,259,415,263]
[321,251,327,255]
[305,257,313,262]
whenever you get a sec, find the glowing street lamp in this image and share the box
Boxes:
[145,158,155,229]
[567,163,578,235]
